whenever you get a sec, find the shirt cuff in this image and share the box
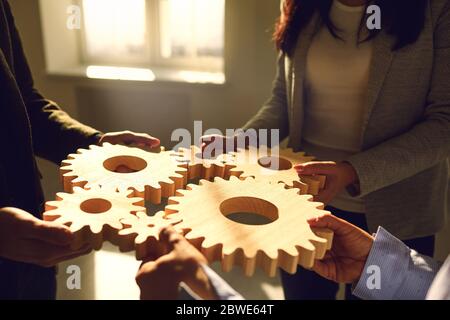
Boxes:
[181,265,244,300]
[353,226,412,300]
[353,227,439,300]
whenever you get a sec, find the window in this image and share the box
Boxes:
[80,0,225,73]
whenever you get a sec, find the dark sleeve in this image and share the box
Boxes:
[4,1,102,164]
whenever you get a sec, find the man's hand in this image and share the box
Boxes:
[0,207,91,267]
[99,130,160,149]
[308,214,374,283]
[295,161,358,204]
[136,226,217,300]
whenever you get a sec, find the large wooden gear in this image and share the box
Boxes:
[117,211,182,260]
[44,187,145,250]
[61,143,188,204]
[165,177,333,277]
[227,147,326,195]
[172,145,234,180]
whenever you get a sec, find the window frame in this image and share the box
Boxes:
[76,0,224,73]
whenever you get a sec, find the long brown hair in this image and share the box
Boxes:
[274,0,428,56]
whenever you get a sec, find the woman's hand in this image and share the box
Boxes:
[136,226,217,300]
[99,130,160,149]
[0,207,91,267]
[308,213,374,283]
[200,134,239,155]
[295,161,358,204]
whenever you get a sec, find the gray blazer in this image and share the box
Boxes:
[243,0,450,239]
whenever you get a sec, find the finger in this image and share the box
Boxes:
[159,226,185,251]
[295,162,336,175]
[311,259,335,282]
[307,213,357,235]
[124,133,161,148]
[27,220,74,246]
[313,188,334,205]
[41,245,93,267]
[26,243,91,267]
[137,260,158,280]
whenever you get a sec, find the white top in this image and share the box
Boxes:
[303,0,373,213]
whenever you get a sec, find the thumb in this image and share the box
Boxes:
[307,213,356,236]
[27,220,74,246]
[295,162,336,175]
[159,226,184,252]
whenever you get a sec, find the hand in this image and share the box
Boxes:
[200,134,237,156]
[99,130,160,149]
[308,213,374,283]
[295,161,358,204]
[136,226,217,300]
[0,207,92,267]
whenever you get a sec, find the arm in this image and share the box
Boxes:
[307,214,443,300]
[353,227,441,300]
[346,4,450,197]
[242,53,290,141]
[4,1,100,164]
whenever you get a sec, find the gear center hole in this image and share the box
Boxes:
[80,198,112,214]
[258,156,292,171]
[103,156,147,173]
[220,197,278,226]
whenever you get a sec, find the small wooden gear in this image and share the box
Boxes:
[165,177,333,277]
[172,145,235,180]
[44,187,145,250]
[117,211,182,260]
[227,147,326,195]
[61,143,188,204]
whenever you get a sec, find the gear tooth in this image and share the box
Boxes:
[167,195,181,204]
[175,189,188,196]
[45,201,61,210]
[120,216,137,227]
[228,175,241,182]
[90,223,103,235]
[61,160,73,167]
[136,211,149,220]
[43,211,62,221]
[165,204,180,214]
[118,227,135,236]
[70,221,84,233]
[299,194,314,202]
[197,179,209,186]
[55,192,68,200]
[201,237,220,250]
[184,229,203,241]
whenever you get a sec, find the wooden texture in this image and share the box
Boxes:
[44,187,145,250]
[172,145,235,180]
[166,177,333,277]
[227,147,326,195]
[61,143,188,204]
[118,211,182,260]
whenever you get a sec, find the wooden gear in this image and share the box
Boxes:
[61,143,188,204]
[44,187,145,250]
[172,145,235,180]
[117,211,182,260]
[227,147,326,195]
[165,177,333,277]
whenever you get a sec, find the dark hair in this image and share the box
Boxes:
[274,0,428,56]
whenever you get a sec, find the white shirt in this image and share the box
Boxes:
[303,0,373,212]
